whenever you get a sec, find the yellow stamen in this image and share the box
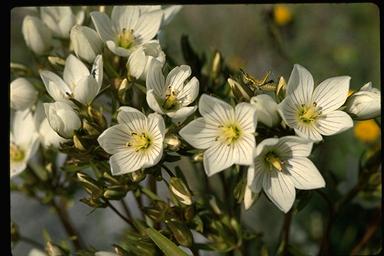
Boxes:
[162,91,179,110]
[126,132,152,152]
[10,144,25,162]
[118,28,135,49]
[220,124,242,145]
[298,103,320,124]
[265,152,283,172]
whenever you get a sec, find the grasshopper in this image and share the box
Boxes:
[240,69,277,92]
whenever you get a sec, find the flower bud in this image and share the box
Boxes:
[44,102,81,138]
[10,78,38,110]
[127,42,166,80]
[164,134,181,151]
[169,177,192,205]
[345,82,381,120]
[250,94,280,127]
[22,15,52,55]
[166,219,193,247]
[103,187,127,200]
[77,172,103,197]
[46,241,65,256]
[70,25,103,63]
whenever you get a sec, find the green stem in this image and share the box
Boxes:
[140,186,162,201]
[105,200,135,230]
[120,199,133,221]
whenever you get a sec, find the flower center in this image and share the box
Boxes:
[298,103,320,124]
[265,152,283,172]
[118,28,135,49]
[10,143,25,162]
[219,123,242,145]
[162,91,179,110]
[126,132,152,152]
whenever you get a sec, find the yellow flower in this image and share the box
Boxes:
[273,5,292,26]
[354,120,380,143]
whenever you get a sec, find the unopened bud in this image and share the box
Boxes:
[209,196,222,215]
[48,56,66,66]
[103,188,127,200]
[87,105,107,130]
[73,134,87,151]
[211,50,222,79]
[77,172,103,197]
[193,152,204,162]
[166,219,193,247]
[164,134,181,151]
[169,177,192,205]
[276,76,286,98]
[117,78,132,104]
[83,119,100,136]
[129,169,146,183]
[46,241,65,256]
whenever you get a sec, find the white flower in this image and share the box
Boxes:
[10,110,39,178]
[70,25,103,63]
[139,5,183,26]
[278,64,353,141]
[247,136,325,213]
[127,41,166,80]
[40,54,103,105]
[10,78,38,110]
[34,102,67,148]
[250,94,280,127]
[90,6,163,57]
[179,94,257,176]
[97,107,165,176]
[146,61,199,123]
[40,7,78,38]
[345,82,381,120]
[44,101,82,138]
[22,15,52,55]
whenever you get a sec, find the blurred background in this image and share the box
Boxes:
[11,4,381,255]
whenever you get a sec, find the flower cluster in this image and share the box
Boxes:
[11,5,381,256]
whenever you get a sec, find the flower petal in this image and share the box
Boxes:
[199,94,234,124]
[134,10,162,42]
[40,70,71,102]
[233,133,255,166]
[146,89,165,114]
[106,40,130,57]
[146,59,166,97]
[127,47,146,79]
[276,136,313,159]
[278,97,298,128]
[203,142,235,176]
[287,64,314,105]
[167,106,197,124]
[111,6,139,32]
[166,65,191,94]
[286,157,325,190]
[255,137,279,156]
[97,124,130,155]
[263,171,296,213]
[12,109,36,145]
[247,164,264,193]
[10,160,27,178]
[117,107,147,132]
[72,75,100,104]
[294,124,323,142]
[316,110,353,136]
[235,102,257,133]
[312,76,350,113]
[110,150,145,175]
[91,55,103,87]
[178,76,199,106]
[90,11,116,41]
[162,5,183,26]
[179,117,218,149]
[63,55,90,88]
[147,112,165,138]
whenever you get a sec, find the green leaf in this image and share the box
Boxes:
[145,227,189,256]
